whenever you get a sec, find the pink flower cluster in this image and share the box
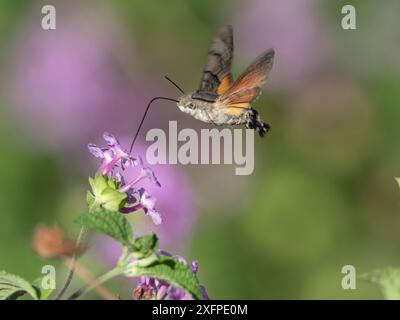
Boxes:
[88,132,162,225]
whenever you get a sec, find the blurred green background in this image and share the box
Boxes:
[1,0,400,299]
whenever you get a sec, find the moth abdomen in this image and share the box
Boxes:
[245,108,270,137]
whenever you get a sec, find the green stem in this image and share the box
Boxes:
[54,225,87,300]
[68,267,122,300]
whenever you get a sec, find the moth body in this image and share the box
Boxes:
[177,93,244,125]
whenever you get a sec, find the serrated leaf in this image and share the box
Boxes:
[359,267,400,300]
[0,271,39,300]
[126,257,203,300]
[76,211,132,246]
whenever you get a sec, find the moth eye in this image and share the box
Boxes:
[187,103,196,110]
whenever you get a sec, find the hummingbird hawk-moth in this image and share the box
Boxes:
[177,25,275,136]
[129,25,275,152]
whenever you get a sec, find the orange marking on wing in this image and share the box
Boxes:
[219,49,274,105]
[224,103,249,117]
[222,74,264,98]
[221,88,261,106]
[217,74,233,95]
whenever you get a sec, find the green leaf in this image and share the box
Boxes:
[395,177,400,189]
[86,190,95,207]
[132,234,159,258]
[107,177,120,189]
[100,188,127,212]
[76,211,132,246]
[37,286,53,300]
[125,257,203,300]
[359,267,400,300]
[87,175,127,212]
[32,279,54,300]
[90,175,108,195]
[0,271,39,300]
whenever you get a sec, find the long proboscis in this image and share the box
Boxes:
[129,96,178,153]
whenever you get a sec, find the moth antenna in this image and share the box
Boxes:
[129,96,178,153]
[164,75,185,94]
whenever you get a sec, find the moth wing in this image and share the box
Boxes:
[219,49,274,116]
[220,88,262,116]
[198,25,234,95]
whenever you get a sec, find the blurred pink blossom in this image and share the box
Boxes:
[6,7,149,150]
[234,0,330,91]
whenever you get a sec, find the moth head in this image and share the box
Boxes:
[177,94,198,115]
